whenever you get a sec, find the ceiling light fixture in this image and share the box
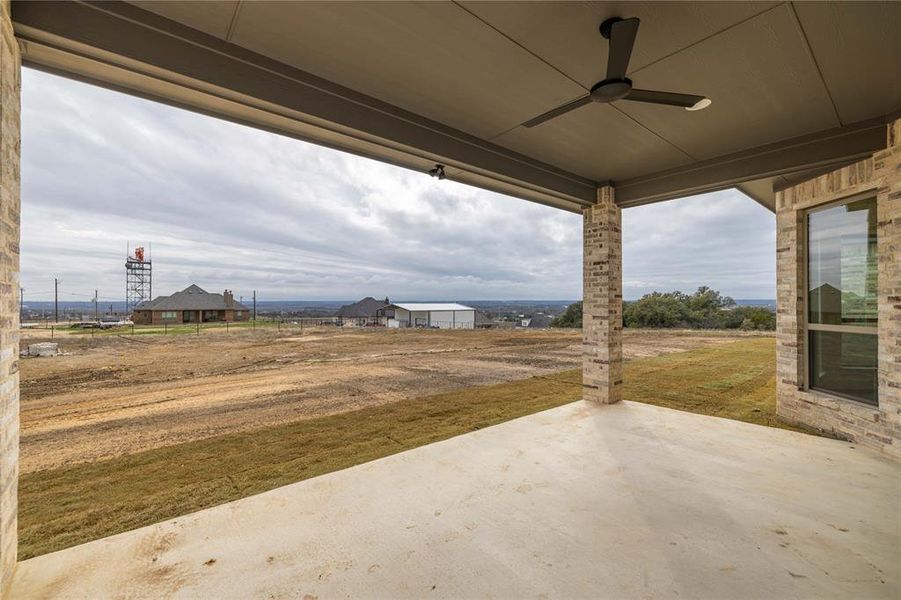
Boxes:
[428,164,446,180]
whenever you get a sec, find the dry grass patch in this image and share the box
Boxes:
[19,370,580,559]
[21,337,804,559]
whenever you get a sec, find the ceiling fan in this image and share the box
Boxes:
[522,17,711,128]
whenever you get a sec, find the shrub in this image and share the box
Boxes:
[552,288,775,331]
[727,306,776,330]
[550,301,582,328]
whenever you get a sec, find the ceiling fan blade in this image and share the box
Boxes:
[624,88,709,109]
[606,18,640,79]
[522,95,592,128]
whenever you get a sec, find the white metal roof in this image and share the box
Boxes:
[389,303,474,312]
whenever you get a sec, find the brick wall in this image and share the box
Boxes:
[582,185,623,404]
[225,309,249,322]
[131,310,155,325]
[0,0,19,592]
[134,309,250,325]
[776,118,900,457]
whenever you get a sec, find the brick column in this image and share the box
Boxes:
[774,201,804,392]
[582,185,623,404]
[0,0,19,593]
[875,118,901,435]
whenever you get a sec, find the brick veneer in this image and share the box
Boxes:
[132,308,250,325]
[583,185,623,404]
[776,118,900,457]
[0,0,18,592]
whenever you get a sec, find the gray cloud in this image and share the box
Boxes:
[21,68,774,303]
[622,192,775,299]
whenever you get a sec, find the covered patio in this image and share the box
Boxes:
[11,401,900,598]
[0,1,899,597]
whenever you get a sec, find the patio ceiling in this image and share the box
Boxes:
[12,1,901,212]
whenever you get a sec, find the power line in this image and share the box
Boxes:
[58,291,95,298]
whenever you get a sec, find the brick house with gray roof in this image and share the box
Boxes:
[132,284,251,325]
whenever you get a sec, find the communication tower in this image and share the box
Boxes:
[125,244,152,313]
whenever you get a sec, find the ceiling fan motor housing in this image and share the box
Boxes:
[590,78,633,103]
[599,17,622,39]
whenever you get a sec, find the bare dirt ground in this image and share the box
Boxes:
[19,327,766,473]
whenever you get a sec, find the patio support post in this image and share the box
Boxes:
[0,0,20,593]
[877,118,901,429]
[582,185,623,404]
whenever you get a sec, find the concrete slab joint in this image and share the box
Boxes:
[775,117,900,457]
[582,185,623,404]
[0,0,20,594]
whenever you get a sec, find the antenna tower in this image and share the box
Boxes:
[125,243,152,313]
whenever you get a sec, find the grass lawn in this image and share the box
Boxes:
[20,337,802,559]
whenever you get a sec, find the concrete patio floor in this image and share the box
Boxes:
[12,401,900,599]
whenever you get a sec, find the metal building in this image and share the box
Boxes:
[380,302,476,329]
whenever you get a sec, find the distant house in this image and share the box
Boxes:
[336,297,390,319]
[527,313,553,328]
[378,303,476,329]
[808,283,841,324]
[808,282,876,325]
[132,284,251,325]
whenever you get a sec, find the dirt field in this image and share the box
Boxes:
[19,327,764,474]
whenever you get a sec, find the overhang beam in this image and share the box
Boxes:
[614,118,889,210]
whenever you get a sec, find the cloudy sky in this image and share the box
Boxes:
[21,68,775,303]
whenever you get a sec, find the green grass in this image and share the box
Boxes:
[19,337,800,560]
[623,337,794,429]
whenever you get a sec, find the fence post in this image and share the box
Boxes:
[164,323,168,335]
[132,324,135,337]
[252,319,255,331]
[197,320,200,335]
[226,321,229,334]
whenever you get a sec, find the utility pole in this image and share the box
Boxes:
[253,290,257,321]
[94,289,99,322]
[54,277,59,323]
[19,287,23,324]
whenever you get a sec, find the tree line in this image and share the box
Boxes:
[550,287,775,330]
